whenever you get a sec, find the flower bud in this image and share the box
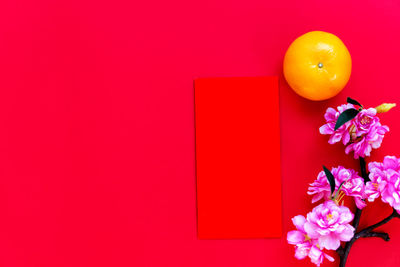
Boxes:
[376,103,396,113]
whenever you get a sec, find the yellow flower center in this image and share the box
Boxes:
[360,116,371,125]
[304,234,311,241]
[373,182,379,189]
[326,213,333,221]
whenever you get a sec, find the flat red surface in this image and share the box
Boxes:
[195,77,281,239]
[0,0,400,267]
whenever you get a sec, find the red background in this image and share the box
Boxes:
[0,0,399,266]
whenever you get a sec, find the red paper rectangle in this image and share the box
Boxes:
[195,77,282,239]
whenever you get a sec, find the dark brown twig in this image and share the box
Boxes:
[361,231,390,241]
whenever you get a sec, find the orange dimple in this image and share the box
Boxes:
[283,31,352,101]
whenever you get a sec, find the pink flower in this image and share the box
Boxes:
[365,160,389,202]
[304,201,355,250]
[345,123,389,159]
[381,171,400,211]
[340,174,367,209]
[320,103,389,159]
[292,242,312,261]
[287,215,308,247]
[353,108,380,136]
[307,171,331,204]
[287,215,335,266]
[308,166,366,209]
[366,156,400,211]
[364,176,384,202]
[381,155,400,171]
[319,104,354,145]
[308,245,335,266]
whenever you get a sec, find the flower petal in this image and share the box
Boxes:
[292,215,306,232]
[287,230,305,245]
[318,234,341,250]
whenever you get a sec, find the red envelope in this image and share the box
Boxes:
[195,77,282,239]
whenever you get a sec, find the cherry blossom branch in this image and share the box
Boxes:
[338,158,400,267]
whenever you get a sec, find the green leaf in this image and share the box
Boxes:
[347,97,363,108]
[334,108,359,131]
[323,165,336,196]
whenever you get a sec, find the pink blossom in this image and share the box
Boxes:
[365,160,389,202]
[293,242,312,261]
[345,123,389,159]
[364,175,384,202]
[340,174,367,209]
[381,171,400,211]
[319,104,354,145]
[353,108,380,136]
[308,245,335,266]
[307,171,331,204]
[287,215,308,247]
[308,166,366,209]
[381,155,400,171]
[366,156,400,211]
[304,201,355,250]
[287,215,313,261]
[320,104,389,159]
[287,215,335,266]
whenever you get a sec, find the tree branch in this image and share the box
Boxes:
[352,207,362,230]
[339,206,400,267]
[361,231,390,241]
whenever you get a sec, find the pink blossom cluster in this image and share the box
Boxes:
[308,166,366,209]
[319,104,389,159]
[287,200,354,266]
[365,156,400,212]
[288,166,358,265]
[288,100,397,266]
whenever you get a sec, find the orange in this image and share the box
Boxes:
[283,31,352,101]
